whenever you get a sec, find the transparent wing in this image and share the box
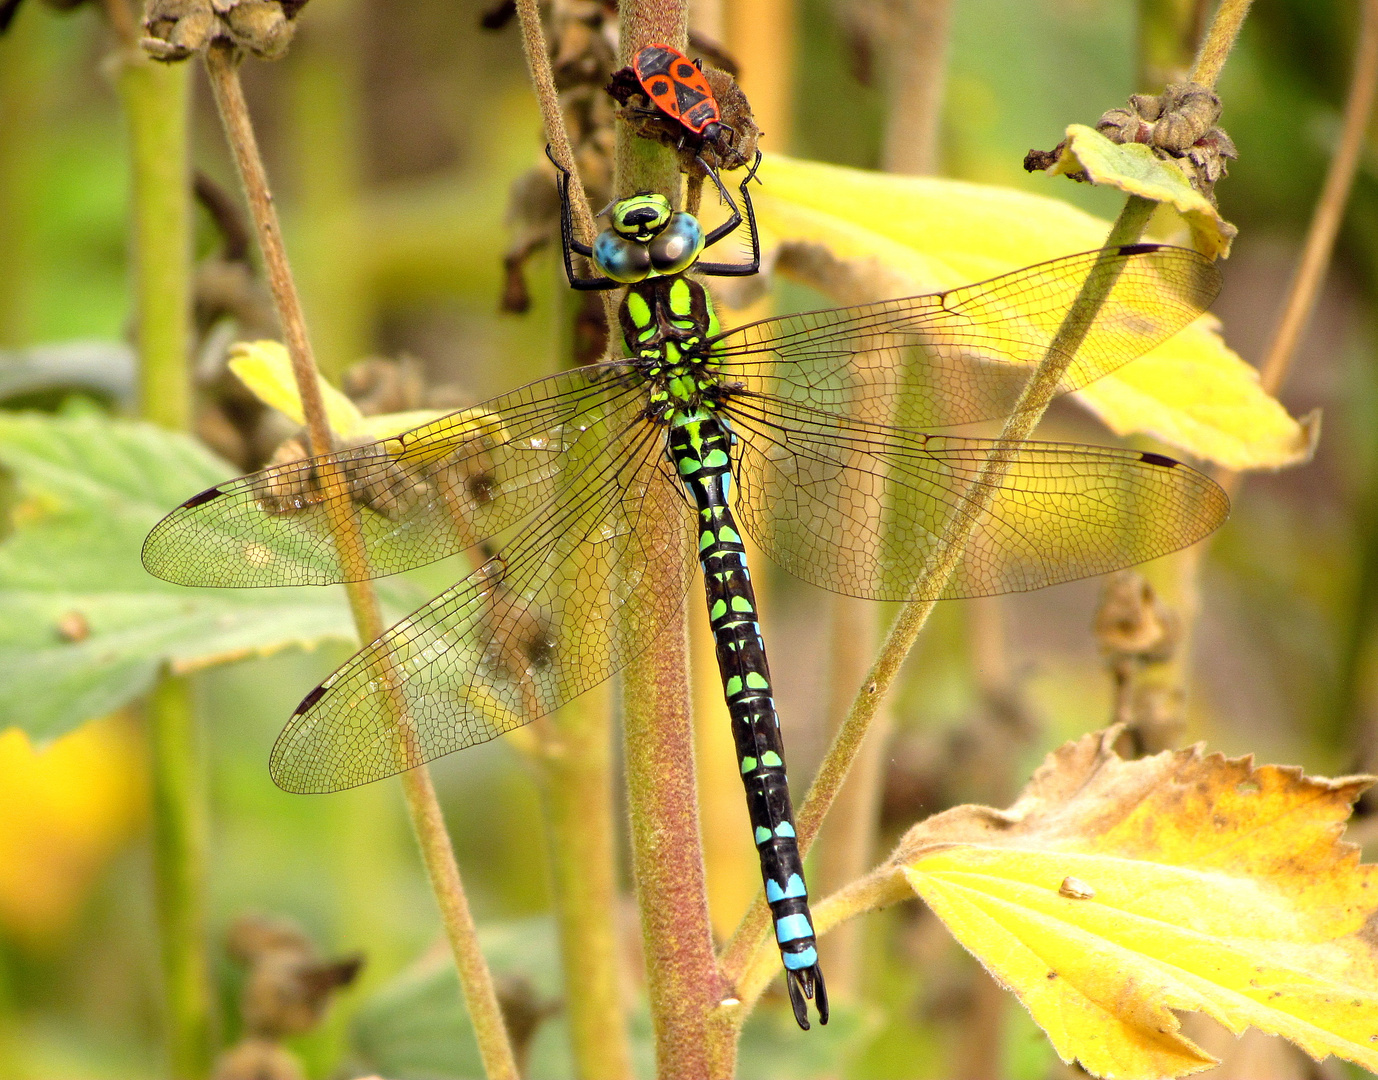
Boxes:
[269,418,696,793]
[142,361,647,587]
[725,395,1229,601]
[709,245,1221,429]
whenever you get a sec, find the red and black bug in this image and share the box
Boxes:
[633,43,728,145]
[609,43,738,156]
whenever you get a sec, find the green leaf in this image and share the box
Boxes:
[352,918,600,1080]
[0,412,431,741]
[351,916,867,1079]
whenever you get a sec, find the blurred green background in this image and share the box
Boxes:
[0,0,1374,1077]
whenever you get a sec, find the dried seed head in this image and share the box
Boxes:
[1094,571,1179,664]
[228,915,362,1039]
[141,0,306,62]
[1093,81,1236,197]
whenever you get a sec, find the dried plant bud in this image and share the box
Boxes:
[143,0,217,60]
[228,915,363,1038]
[500,165,565,314]
[1095,106,1154,146]
[341,356,433,416]
[1094,571,1179,665]
[141,0,306,62]
[1150,82,1222,152]
[1127,92,1165,121]
[1090,81,1235,197]
[221,0,292,58]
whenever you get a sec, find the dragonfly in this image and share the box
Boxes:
[143,152,1228,1030]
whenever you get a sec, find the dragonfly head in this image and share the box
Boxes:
[594,194,705,283]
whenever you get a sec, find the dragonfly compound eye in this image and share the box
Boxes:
[593,229,653,283]
[648,212,705,276]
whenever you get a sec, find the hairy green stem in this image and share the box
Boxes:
[147,675,213,1080]
[203,42,520,1080]
[119,42,212,1079]
[534,684,634,1080]
[513,0,618,333]
[0,4,44,347]
[122,56,194,431]
[723,195,1158,999]
[1188,0,1253,88]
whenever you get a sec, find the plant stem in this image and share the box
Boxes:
[1188,0,1378,753]
[612,6,734,1076]
[123,52,194,431]
[534,685,634,1080]
[118,33,212,1079]
[622,573,729,1078]
[203,42,520,1080]
[722,195,1158,997]
[508,7,638,1075]
[811,594,881,996]
[1252,0,1378,404]
[513,0,618,333]
[147,675,213,1080]
[0,1,44,347]
[1188,0,1253,88]
[880,0,955,174]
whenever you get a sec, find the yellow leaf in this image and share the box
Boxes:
[747,155,1307,470]
[0,715,146,947]
[1049,124,1237,259]
[884,728,1378,1079]
[227,340,365,439]
[354,408,449,442]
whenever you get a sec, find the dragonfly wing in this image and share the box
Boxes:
[710,245,1221,429]
[142,361,646,587]
[270,418,696,792]
[725,396,1229,602]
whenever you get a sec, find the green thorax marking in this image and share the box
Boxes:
[620,277,725,413]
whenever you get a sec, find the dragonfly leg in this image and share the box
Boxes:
[696,151,762,277]
[546,143,621,291]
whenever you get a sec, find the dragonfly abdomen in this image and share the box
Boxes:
[667,410,829,1028]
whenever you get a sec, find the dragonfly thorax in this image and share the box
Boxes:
[622,276,726,418]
